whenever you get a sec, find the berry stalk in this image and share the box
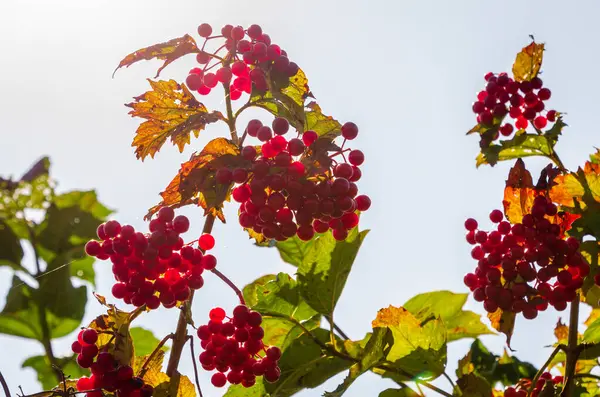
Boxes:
[166,213,216,377]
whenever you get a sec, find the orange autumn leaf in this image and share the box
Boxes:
[488,309,516,350]
[126,79,223,161]
[113,34,200,78]
[503,159,536,224]
[550,153,600,206]
[146,138,249,223]
[512,40,544,82]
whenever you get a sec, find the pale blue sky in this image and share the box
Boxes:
[2,1,600,396]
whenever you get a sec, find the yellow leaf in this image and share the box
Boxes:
[487,309,516,350]
[134,350,165,378]
[502,159,535,224]
[114,34,200,78]
[554,319,568,344]
[146,138,244,223]
[512,40,544,82]
[585,308,600,327]
[152,373,196,397]
[127,79,224,161]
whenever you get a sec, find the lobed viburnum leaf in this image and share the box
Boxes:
[114,34,200,78]
[127,79,224,161]
[371,305,447,381]
[403,290,493,342]
[476,133,558,168]
[147,137,245,223]
[512,40,545,82]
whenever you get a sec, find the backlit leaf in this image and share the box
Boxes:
[550,152,600,206]
[275,235,314,267]
[146,138,243,222]
[488,309,516,349]
[512,40,544,82]
[69,256,96,286]
[114,34,200,78]
[372,305,447,380]
[134,349,165,377]
[403,291,493,342]
[0,220,24,270]
[476,133,557,167]
[127,79,224,161]
[456,373,492,397]
[243,273,318,321]
[224,383,268,397]
[130,327,167,357]
[297,228,369,316]
[153,373,196,397]
[554,319,569,344]
[304,101,341,140]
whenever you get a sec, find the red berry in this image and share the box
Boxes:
[231,26,245,41]
[538,87,551,101]
[216,67,232,83]
[196,51,210,64]
[302,130,318,146]
[247,311,262,327]
[499,124,514,137]
[201,254,217,270]
[489,209,503,223]
[173,215,190,233]
[85,240,101,257]
[82,329,98,345]
[247,24,263,39]
[472,102,485,114]
[77,377,94,391]
[203,73,218,88]
[117,365,134,381]
[515,117,528,130]
[197,23,212,37]
[287,138,305,156]
[186,73,203,91]
[210,307,226,322]
[104,220,121,238]
[355,195,371,212]
[212,372,227,387]
[272,117,290,135]
[257,126,273,142]
[241,146,257,161]
[547,110,557,122]
[341,122,358,140]
[464,218,478,231]
[534,116,548,129]
[332,228,348,241]
[348,150,364,166]
[297,225,315,241]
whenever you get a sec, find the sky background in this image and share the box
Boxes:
[1,0,600,396]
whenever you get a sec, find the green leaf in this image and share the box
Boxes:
[465,339,537,387]
[69,256,96,286]
[130,327,168,356]
[275,236,314,267]
[372,306,447,381]
[0,219,24,270]
[379,388,420,397]
[224,382,269,397]
[403,291,493,342]
[22,354,88,390]
[584,316,600,344]
[243,273,318,321]
[296,228,369,316]
[476,133,558,167]
[325,327,388,396]
[456,373,492,397]
[0,275,86,339]
[264,328,352,396]
[304,101,342,140]
[53,190,113,220]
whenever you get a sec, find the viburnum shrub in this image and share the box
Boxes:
[9,25,600,397]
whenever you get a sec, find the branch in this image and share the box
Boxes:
[573,373,600,381]
[0,370,11,397]
[210,268,245,305]
[323,316,350,340]
[223,80,238,145]
[528,344,566,396]
[561,295,581,396]
[166,214,215,377]
[187,336,203,397]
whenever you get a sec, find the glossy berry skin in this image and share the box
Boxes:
[198,23,213,37]
[341,122,358,140]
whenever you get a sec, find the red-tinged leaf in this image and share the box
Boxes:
[512,40,544,82]
[146,138,248,223]
[487,309,516,350]
[503,159,536,224]
[126,79,224,161]
[113,34,200,78]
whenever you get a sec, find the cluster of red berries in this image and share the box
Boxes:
[84,208,217,309]
[221,117,370,242]
[197,306,282,388]
[72,329,153,397]
[471,72,557,141]
[502,373,562,397]
[463,196,588,319]
[185,23,299,100]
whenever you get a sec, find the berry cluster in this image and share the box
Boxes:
[185,23,299,100]
[84,208,217,309]
[197,306,282,388]
[463,196,588,319]
[72,329,154,397]
[471,72,557,142]
[223,117,370,242]
[502,373,562,397]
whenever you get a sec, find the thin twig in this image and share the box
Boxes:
[442,371,457,393]
[210,269,245,305]
[323,316,350,340]
[139,333,174,377]
[528,344,566,396]
[187,336,203,397]
[573,373,600,381]
[0,370,11,397]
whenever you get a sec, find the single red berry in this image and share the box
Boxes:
[216,67,232,83]
[499,124,514,137]
[203,73,218,88]
[210,307,226,322]
[272,117,290,135]
[85,240,101,257]
[172,215,190,233]
[538,87,551,101]
[484,72,494,81]
[247,311,262,327]
[302,130,318,146]
[201,254,217,270]
[157,207,174,222]
[334,163,354,179]
[479,111,493,126]
[231,26,245,41]
[534,116,548,129]
[341,122,358,140]
[198,234,215,251]
[547,110,557,122]
[257,126,273,142]
[464,218,478,231]
[232,61,248,76]
[82,329,98,345]
[104,220,121,238]
[117,365,134,381]
[515,117,528,130]
[489,209,503,223]
[237,39,252,53]
[287,138,305,156]
[355,195,371,211]
[247,24,263,39]
[197,23,212,37]
[196,51,210,64]
[472,101,485,114]
[76,377,94,391]
[212,372,227,387]
[186,73,203,91]
[348,150,364,166]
